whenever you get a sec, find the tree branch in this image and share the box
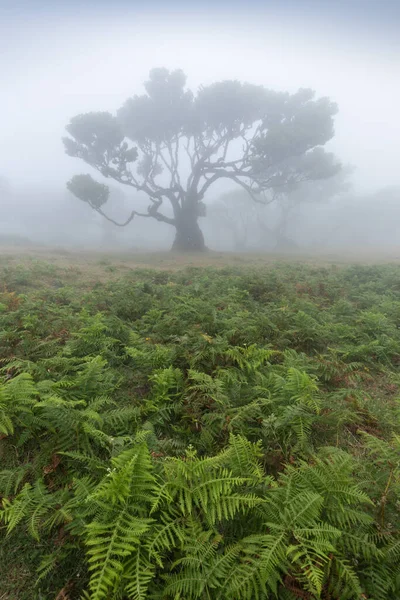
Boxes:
[92,203,175,227]
[199,170,275,205]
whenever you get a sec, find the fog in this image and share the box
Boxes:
[1,1,400,255]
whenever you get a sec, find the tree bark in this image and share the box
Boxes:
[171,206,206,252]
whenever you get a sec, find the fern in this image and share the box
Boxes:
[84,444,157,599]
[2,263,400,598]
[0,372,38,435]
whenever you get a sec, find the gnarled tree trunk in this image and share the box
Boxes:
[171,199,207,252]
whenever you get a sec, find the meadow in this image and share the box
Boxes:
[0,249,399,599]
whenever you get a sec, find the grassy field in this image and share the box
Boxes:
[0,248,400,599]
[3,243,400,271]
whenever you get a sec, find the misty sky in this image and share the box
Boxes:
[1,0,399,195]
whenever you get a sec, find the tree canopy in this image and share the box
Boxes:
[64,68,341,251]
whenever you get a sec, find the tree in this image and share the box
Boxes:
[207,189,263,251]
[63,68,341,252]
[267,165,354,250]
[208,167,352,252]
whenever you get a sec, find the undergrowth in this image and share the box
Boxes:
[0,260,399,599]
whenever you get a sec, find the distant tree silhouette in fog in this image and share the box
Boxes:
[64,68,341,252]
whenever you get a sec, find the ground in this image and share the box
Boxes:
[2,243,400,275]
[1,245,400,599]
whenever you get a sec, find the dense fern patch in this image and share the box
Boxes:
[0,260,399,599]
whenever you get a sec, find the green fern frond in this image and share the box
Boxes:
[224,434,265,482]
[0,464,32,496]
[122,546,156,600]
[86,511,153,600]
[326,555,363,599]
[1,480,65,540]
[224,533,287,598]
[284,367,321,414]
[147,510,185,561]
[0,372,38,435]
